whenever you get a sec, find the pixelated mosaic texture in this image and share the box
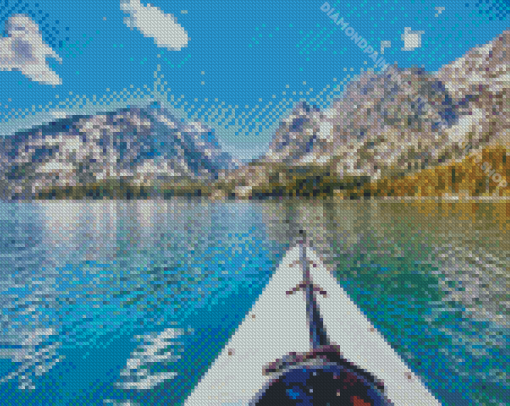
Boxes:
[0,1,509,406]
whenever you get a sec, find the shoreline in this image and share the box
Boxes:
[3,195,510,203]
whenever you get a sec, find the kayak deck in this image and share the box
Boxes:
[184,245,440,406]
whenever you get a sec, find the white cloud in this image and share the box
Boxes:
[401,27,424,51]
[435,7,445,17]
[380,40,391,54]
[120,0,189,51]
[0,14,62,85]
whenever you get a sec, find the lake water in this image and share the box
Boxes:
[0,199,508,406]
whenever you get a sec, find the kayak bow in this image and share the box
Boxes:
[252,230,392,405]
[185,231,441,406]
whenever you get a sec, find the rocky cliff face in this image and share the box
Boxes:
[241,29,509,189]
[262,67,458,179]
[0,104,239,199]
[436,29,509,149]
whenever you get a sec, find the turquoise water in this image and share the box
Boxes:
[0,200,508,405]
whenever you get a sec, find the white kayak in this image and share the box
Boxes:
[184,239,441,406]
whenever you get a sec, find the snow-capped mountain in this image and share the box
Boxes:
[1,29,507,201]
[436,29,510,149]
[263,102,324,164]
[0,103,239,199]
[224,29,508,197]
[261,30,508,178]
[261,66,459,179]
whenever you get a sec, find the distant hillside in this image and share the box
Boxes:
[0,103,239,200]
[353,145,509,199]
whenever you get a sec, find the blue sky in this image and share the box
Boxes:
[0,0,508,160]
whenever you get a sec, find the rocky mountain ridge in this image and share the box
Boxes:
[1,30,508,200]
[0,103,239,199]
[218,29,508,198]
